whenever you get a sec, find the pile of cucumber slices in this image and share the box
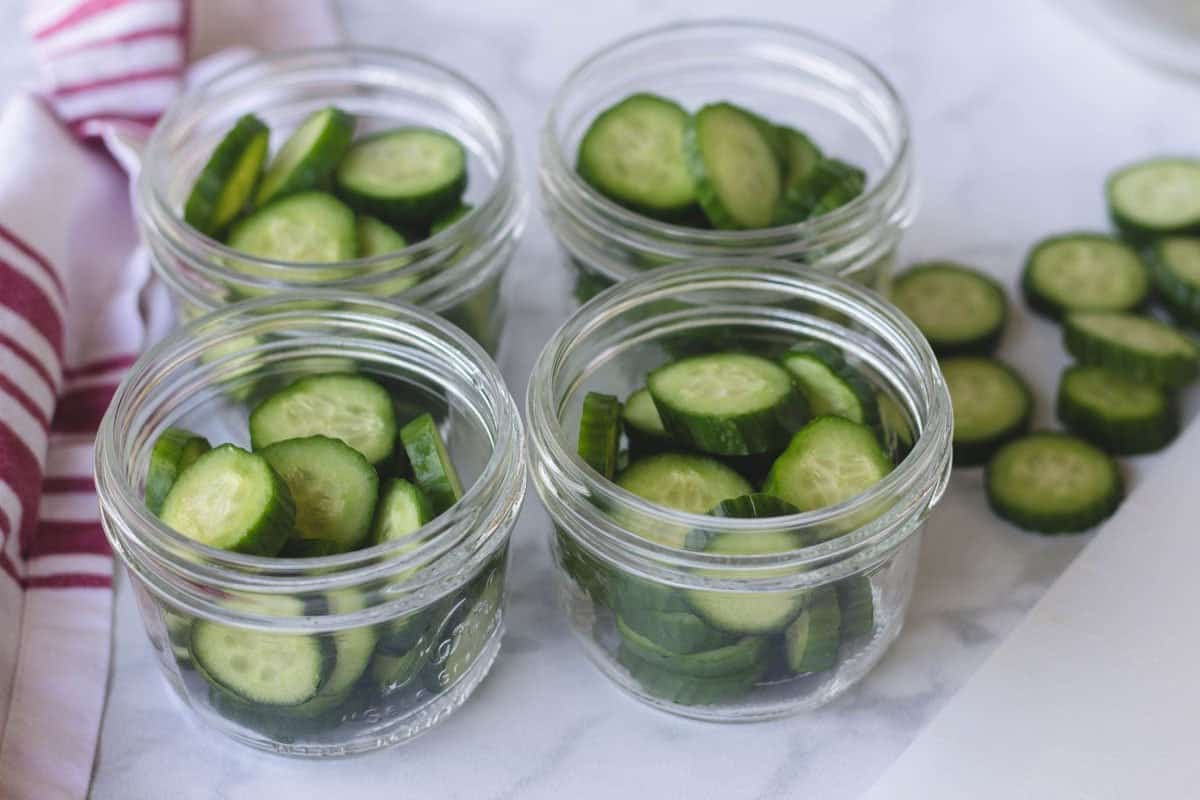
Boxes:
[183,106,472,281]
[891,156,1200,535]
[567,344,902,705]
[577,93,866,229]
[145,372,498,732]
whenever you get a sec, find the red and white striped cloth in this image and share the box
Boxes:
[0,2,335,798]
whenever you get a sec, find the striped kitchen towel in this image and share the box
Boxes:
[0,2,335,798]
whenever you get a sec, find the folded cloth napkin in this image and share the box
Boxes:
[0,2,335,798]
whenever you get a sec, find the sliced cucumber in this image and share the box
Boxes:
[1056,365,1178,455]
[613,605,736,655]
[261,436,378,554]
[685,530,809,635]
[372,478,434,545]
[145,428,211,515]
[255,106,355,206]
[1151,237,1200,328]
[771,127,824,225]
[783,585,841,673]
[835,574,875,638]
[891,262,1008,355]
[1063,311,1200,388]
[985,433,1123,534]
[321,591,377,696]
[227,190,357,264]
[401,413,464,515]
[615,616,765,678]
[615,453,752,547]
[780,342,879,426]
[709,493,800,520]
[776,158,865,224]
[763,416,893,512]
[184,114,269,236]
[685,102,782,229]
[335,127,467,225]
[159,444,293,555]
[578,392,622,480]
[576,93,697,220]
[941,357,1033,467]
[376,608,433,656]
[648,352,807,456]
[1023,234,1148,319]
[430,202,473,236]
[622,387,673,456]
[1107,157,1200,240]
[556,527,612,606]
[611,571,691,615]
[250,372,397,464]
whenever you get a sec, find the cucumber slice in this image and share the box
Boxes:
[184,114,269,236]
[771,127,825,225]
[578,392,622,480]
[576,93,698,220]
[615,616,766,678]
[1063,311,1200,388]
[763,416,893,512]
[941,357,1033,467]
[891,262,1008,356]
[145,428,211,515]
[710,493,800,520]
[227,190,357,264]
[780,342,879,426]
[1056,365,1178,455]
[618,645,762,706]
[400,413,464,515]
[192,597,331,706]
[261,436,379,553]
[321,591,377,696]
[556,527,612,606]
[1023,234,1149,319]
[783,585,841,673]
[622,387,673,456]
[611,572,691,615]
[159,444,293,555]
[354,215,422,298]
[776,158,865,224]
[835,574,875,638]
[255,106,355,206]
[685,102,782,229]
[372,642,430,691]
[372,478,434,545]
[648,352,808,456]
[1107,157,1200,240]
[250,373,397,464]
[613,605,736,655]
[985,433,1123,534]
[1151,237,1200,328]
[685,530,809,635]
[335,127,467,225]
[376,608,433,656]
[615,453,752,548]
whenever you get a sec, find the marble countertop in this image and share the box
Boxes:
[3,0,1194,797]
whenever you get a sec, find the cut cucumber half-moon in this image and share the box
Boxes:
[1023,233,1148,319]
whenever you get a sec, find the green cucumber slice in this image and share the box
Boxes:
[776,158,865,224]
[1056,365,1178,455]
[877,393,915,465]
[1063,311,1200,388]
[685,530,809,635]
[430,571,503,691]
[261,436,379,553]
[835,574,875,638]
[250,373,397,464]
[941,357,1033,467]
[255,106,355,206]
[617,646,762,706]
[355,215,422,298]
[783,585,841,673]
[159,444,293,555]
[614,453,752,548]
[227,190,357,264]
[376,609,433,656]
[400,413,464,515]
[771,127,825,225]
[1107,157,1200,240]
[709,493,800,520]
[578,392,622,480]
[613,604,736,655]
[335,127,467,225]
[576,93,698,220]
[1151,237,1200,328]
[685,102,782,229]
[985,433,1123,534]
[763,416,893,512]
[145,428,211,515]
[615,616,765,678]
[321,591,377,696]
[891,262,1008,356]
[1023,234,1149,319]
[372,478,434,545]
[622,387,673,456]
[184,114,269,236]
[648,352,808,456]
[780,342,879,426]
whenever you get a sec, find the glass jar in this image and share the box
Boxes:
[539,20,915,307]
[526,260,951,721]
[94,293,526,756]
[135,48,525,355]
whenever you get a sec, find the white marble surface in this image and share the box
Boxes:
[0,0,1192,797]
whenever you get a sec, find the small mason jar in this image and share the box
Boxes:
[527,261,951,721]
[135,48,525,355]
[95,293,525,756]
[540,20,915,307]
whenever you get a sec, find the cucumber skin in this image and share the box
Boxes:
[774,158,865,225]
[144,428,210,515]
[1151,239,1200,328]
[944,358,1034,467]
[1106,159,1200,242]
[1022,234,1149,320]
[256,107,356,206]
[684,103,782,230]
[1056,367,1179,455]
[784,586,842,673]
[834,574,875,639]
[1063,312,1200,389]
[578,392,623,480]
[892,263,1008,356]
[184,114,269,237]
[781,342,881,427]
[335,129,467,226]
[617,646,762,706]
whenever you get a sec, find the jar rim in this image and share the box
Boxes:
[136,46,524,303]
[95,291,526,600]
[526,259,952,575]
[540,19,913,246]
